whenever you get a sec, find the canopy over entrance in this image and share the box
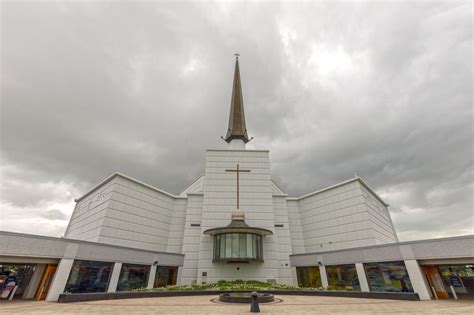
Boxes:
[203,213,273,236]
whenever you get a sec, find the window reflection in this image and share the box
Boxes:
[65,260,112,293]
[154,266,178,288]
[364,261,413,292]
[326,264,360,291]
[213,233,263,261]
[296,266,322,288]
[117,263,150,291]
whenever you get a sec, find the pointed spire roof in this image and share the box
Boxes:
[223,54,251,143]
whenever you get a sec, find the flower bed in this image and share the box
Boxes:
[148,280,321,292]
[58,280,420,303]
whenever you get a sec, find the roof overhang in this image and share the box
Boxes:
[203,226,273,236]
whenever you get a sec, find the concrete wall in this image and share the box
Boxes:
[97,176,175,252]
[289,178,397,253]
[296,180,376,252]
[287,200,305,255]
[196,149,278,283]
[180,194,204,285]
[290,235,474,266]
[66,174,188,253]
[272,196,294,284]
[0,231,184,266]
[290,235,474,301]
[65,178,116,241]
[0,231,185,301]
[359,184,398,244]
[167,198,187,253]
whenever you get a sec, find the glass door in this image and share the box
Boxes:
[35,264,57,301]
[423,266,448,299]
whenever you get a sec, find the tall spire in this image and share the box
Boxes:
[223,54,251,144]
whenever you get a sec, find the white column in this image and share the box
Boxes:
[404,260,431,300]
[107,262,122,293]
[176,266,183,286]
[147,265,157,289]
[319,265,328,289]
[23,264,46,299]
[45,258,74,302]
[355,263,370,292]
[291,267,298,286]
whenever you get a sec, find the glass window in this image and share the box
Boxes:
[239,234,247,257]
[326,264,360,291]
[232,233,239,258]
[246,234,253,257]
[154,266,178,288]
[225,234,232,258]
[117,263,150,291]
[219,235,225,258]
[252,234,257,258]
[64,260,112,293]
[213,233,263,262]
[364,261,413,292]
[438,265,473,294]
[296,267,322,288]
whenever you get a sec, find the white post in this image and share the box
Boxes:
[45,258,74,302]
[291,267,298,286]
[404,260,431,300]
[147,265,156,289]
[176,266,183,286]
[450,285,458,300]
[107,262,122,293]
[23,264,46,299]
[355,263,370,292]
[319,265,328,289]
[8,286,18,301]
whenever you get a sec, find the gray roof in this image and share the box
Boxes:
[203,217,273,236]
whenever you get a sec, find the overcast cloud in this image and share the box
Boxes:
[1,1,472,241]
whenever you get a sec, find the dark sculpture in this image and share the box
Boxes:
[250,291,260,313]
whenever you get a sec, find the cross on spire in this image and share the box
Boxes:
[225,164,251,209]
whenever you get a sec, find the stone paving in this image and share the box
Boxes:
[1,295,473,314]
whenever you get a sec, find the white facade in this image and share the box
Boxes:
[64,145,398,285]
[62,56,400,286]
[5,57,472,302]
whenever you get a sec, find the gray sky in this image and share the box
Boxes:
[1,1,472,241]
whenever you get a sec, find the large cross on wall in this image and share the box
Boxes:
[225,164,250,209]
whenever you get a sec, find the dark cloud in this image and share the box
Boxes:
[1,1,472,241]
[40,209,69,221]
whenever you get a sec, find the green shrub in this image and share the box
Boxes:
[150,280,331,292]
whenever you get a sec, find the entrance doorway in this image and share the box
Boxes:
[154,266,178,288]
[35,264,57,301]
[438,265,474,299]
[423,266,448,299]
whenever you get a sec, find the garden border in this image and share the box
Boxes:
[58,290,419,303]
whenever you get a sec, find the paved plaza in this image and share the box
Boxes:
[1,295,473,314]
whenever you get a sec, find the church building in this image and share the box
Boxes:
[64,55,398,286]
[0,56,472,302]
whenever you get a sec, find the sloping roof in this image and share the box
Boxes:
[271,180,287,196]
[74,172,186,202]
[179,175,204,196]
[287,176,389,206]
[203,216,273,236]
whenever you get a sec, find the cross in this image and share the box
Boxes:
[234,53,240,58]
[225,164,250,209]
